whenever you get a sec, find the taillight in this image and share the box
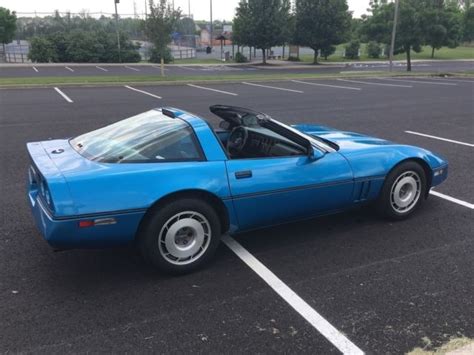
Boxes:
[39,178,54,211]
[28,166,38,186]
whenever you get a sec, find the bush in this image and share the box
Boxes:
[367,41,382,58]
[345,40,360,59]
[28,31,141,63]
[149,46,173,64]
[234,51,247,63]
[321,46,336,60]
[28,37,57,62]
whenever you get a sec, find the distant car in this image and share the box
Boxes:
[27,105,448,273]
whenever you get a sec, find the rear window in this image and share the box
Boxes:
[70,110,203,163]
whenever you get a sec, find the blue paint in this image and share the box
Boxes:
[27,110,449,249]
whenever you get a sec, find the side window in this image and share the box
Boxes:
[138,126,203,161]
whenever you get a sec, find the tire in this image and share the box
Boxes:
[377,161,427,220]
[138,198,221,274]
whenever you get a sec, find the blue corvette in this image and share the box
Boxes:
[27,105,448,273]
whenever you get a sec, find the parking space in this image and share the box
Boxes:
[0,64,261,78]
[0,75,473,353]
[2,59,473,78]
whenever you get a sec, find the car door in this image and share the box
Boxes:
[225,149,354,230]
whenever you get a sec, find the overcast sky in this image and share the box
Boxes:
[3,0,371,20]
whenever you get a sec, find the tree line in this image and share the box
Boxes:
[232,0,474,70]
[1,1,473,67]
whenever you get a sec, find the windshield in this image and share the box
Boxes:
[70,110,203,163]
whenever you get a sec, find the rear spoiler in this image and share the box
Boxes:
[26,142,76,217]
[27,142,64,180]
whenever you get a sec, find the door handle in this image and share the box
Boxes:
[235,170,252,179]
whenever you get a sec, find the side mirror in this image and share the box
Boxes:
[308,147,325,162]
[219,121,231,130]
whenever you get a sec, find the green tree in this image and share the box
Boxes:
[0,7,17,52]
[145,0,180,72]
[463,6,474,42]
[363,0,424,71]
[28,36,56,62]
[422,1,462,58]
[294,0,351,64]
[177,17,196,36]
[233,1,253,49]
[345,39,360,59]
[233,0,291,64]
[367,41,382,58]
[321,45,336,60]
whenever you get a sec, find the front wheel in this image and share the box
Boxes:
[377,161,427,220]
[138,198,221,274]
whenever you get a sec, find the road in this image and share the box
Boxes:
[0,76,473,353]
[0,59,473,78]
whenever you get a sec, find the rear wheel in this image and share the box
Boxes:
[377,161,427,220]
[138,198,221,274]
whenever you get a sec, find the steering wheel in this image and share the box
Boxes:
[227,126,248,156]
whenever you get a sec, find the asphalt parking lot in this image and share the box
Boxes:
[0,59,473,78]
[0,76,473,353]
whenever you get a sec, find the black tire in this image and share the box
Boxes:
[377,161,427,220]
[137,198,221,274]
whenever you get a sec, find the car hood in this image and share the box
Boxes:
[292,124,392,152]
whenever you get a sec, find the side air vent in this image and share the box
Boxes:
[357,180,372,201]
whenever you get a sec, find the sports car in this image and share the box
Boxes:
[27,105,448,273]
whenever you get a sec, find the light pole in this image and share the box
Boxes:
[114,0,122,63]
[210,0,213,49]
[389,0,400,72]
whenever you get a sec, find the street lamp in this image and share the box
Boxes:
[114,0,122,63]
[209,0,213,49]
[389,0,400,72]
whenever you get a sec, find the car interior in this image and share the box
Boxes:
[209,105,308,159]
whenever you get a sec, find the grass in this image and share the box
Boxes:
[1,71,472,88]
[171,58,224,64]
[299,44,474,63]
[407,337,473,355]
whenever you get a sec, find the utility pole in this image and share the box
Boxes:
[114,0,122,63]
[389,0,400,72]
[210,0,213,49]
[188,0,191,18]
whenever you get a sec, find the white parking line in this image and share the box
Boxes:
[96,66,108,72]
[53,87,73,103]
[337,79,412,88]
[65,66,74,72]
[187,84,238,96]
[242,82,304,93]
[405,131,474,147]
[376,78,457,86]
[291,80,361,91]
[32,66,38,72]
[222,235,364,355]
[430,190,474,209]
[124,85,162,99]
[429,77,474,84]
[125,65,140,71]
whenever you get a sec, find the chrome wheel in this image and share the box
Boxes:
[390,171,421,213]
[158,211,211,265]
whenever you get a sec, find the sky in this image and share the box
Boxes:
[2,0,371,20]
